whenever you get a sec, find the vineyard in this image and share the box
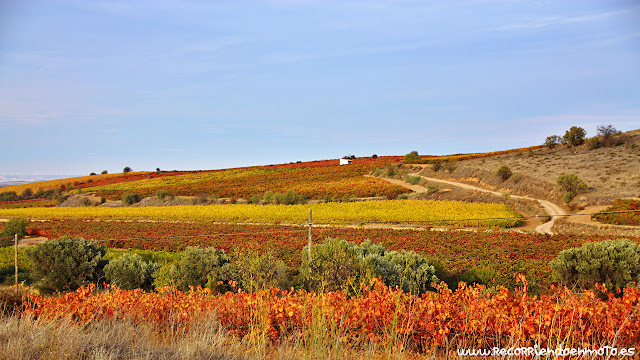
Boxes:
[1,155,639,358]
[82,162,408,200]
[404,145,545,164]
[592,199,640,226]
[0,200,522,228]
[7,219,625,290]
[0,157,408,203]
[22,278,640,353]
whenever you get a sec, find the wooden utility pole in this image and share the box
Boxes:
[307,209,312,292]
[14,233,18,293]
[307,209,312,263]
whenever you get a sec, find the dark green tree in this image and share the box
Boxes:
[563,126,586,146]
[25,237,106,293]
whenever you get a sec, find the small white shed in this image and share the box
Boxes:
[339,158,352,165]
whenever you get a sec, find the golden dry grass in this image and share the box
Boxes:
[420,129,640,207]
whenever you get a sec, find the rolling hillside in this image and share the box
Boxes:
[410,129,640,207]
[0,156,410,206]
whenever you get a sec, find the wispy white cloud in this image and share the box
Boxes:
[261,39,438,65]
[0,98,123,126]
[490,8,636,32]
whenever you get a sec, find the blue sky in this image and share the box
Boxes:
[1,0,639,175]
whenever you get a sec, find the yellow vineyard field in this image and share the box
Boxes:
[0,200,522,227]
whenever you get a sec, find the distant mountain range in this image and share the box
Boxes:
[0,175,78,188]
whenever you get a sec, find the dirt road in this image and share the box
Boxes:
[376,174,567,235]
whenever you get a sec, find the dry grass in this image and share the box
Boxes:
[0,316,426,360]
[408,179,548,221]
[0,317,248,360]
[420,130,640,207]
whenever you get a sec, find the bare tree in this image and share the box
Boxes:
[596,124,619,147]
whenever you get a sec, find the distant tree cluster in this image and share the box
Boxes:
[544,124,623,150]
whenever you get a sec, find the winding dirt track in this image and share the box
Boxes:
[376,174,567,235]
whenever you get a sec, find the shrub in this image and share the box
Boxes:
[154,246,229,291]
[385,164,398,177]
[122,193,141,205]
[0,218,29,242]
[544,135,562,149]
[19,188,33,200]
[0,192,17,202]
[556,173,587,202]
[123,166,132,174]
[156,189,168,200]
[441,161,456,173]
[372,154,378,159]
[262,191,274,204]
[25,237,106,293]
[425,185,438,195]
[300,238,439,295]
[404,151,421,163]
[152,264,177,289]
[104,253,158,290]
[550,239,640,291]
[101,170,108,175]
[431,161,442,172]
[372,168,384,177]
[248,194,261,204]
[586,137,603,150]
[227,250,289,292]
[495,165,512,181]
[300,238,371,294]
[360,241,439,295]
[89,172,96,176]
[404,175,420,185]
[563,126,586,146]
[273,190,306,205]
[156,167,161,173]
[341,194,352,203]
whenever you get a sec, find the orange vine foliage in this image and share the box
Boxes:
[24,277,639,352]
[407,146,545,164]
